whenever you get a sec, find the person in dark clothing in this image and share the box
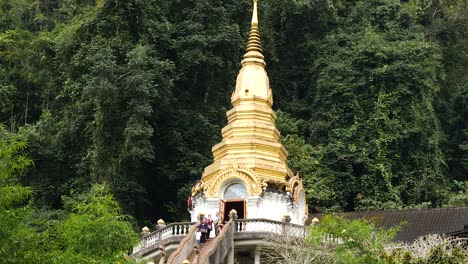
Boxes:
[199,220,208,243]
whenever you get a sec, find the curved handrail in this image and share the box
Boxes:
[166,222,200,264]
[199,220,235,264]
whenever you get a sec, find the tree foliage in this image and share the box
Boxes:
[260,215,467,264]
[308,215,398,264]
[48,184,139,263]
[307,0,447,211]
[0,0,465,224]
[0,124,38,262]
[0,0,467,262]
[0,126,139,262]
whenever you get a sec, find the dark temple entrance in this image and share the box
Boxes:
[221,199,245,221]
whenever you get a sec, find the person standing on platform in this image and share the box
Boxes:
[215,212,224,236]
[212,212,219,236]
[199,219,208,243]
[195,227,201,247]
[206,214,214,238]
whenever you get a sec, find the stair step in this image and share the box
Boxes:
[185,238,217,263]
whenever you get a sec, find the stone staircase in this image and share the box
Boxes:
[186,237,217,263]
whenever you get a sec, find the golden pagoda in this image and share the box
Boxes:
[190,0,307,225]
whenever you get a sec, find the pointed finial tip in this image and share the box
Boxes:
[242,0,264,66]
[251,0,259,27]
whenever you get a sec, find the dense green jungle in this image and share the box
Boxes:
[0,0,467,261]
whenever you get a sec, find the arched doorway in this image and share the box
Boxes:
[220,182,247,221]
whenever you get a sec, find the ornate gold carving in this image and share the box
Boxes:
[232,160,239,173]
[260,179,268,189]
[288,173,305,204]
[203,163,262,197]
[191,180,207,196]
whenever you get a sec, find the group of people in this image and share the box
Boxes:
[196,212,224,245]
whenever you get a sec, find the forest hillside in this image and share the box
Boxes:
[0,0,466,228]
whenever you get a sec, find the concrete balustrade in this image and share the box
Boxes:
[132,222,196,255]
[131,218,306,262]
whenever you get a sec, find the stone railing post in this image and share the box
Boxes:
[141,226,150,237]
[282,214,291,234]
[229,209,238,231]
[157,219,166,250]
[157,219,166,230]
[229,209,238,220]
[141,226,150,247]
[311,217,319,225]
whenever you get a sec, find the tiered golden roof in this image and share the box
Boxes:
[194,0,295,198]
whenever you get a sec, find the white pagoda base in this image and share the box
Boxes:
[189,190,307,225]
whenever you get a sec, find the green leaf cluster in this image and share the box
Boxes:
[0,124,37,262]
[307,215,467,264]
[308,215,398,264]
[1,125,139,262]
[47,184,139,263]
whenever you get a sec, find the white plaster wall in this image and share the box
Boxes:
[189,191,307,225]
[189,196,221,223]
[256,191,307,225]
[246,196,260,218]
[257,192,289,222]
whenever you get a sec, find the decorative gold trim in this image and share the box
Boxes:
[205,163,261,197]
[191,180,208,196]
[298,189,309,216]
[288,173,304,203]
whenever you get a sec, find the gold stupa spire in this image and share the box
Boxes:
[190,0,307,225]
[242,0,265,67]
[251,0,258,27]
[195,0,293,198]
